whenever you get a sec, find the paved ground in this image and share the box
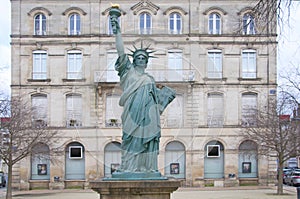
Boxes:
[0,186,298,199]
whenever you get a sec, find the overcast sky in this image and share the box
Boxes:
[0,1,299,97]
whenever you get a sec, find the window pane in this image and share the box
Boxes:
[68,52,82,79]
[33,51,47,79]
[208,51,222,78]
[242,94,257,126]
[69,14,80,35]
[140,13,151,34]
[166,95,183,128]
[207,94,223,127]
[32,95,47,119]
[106,95,122,127]
[242,50,256,78]
[66,95,82,127]
[169,13,181,34]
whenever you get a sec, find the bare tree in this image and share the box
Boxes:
[242,96,300,195]
[0,96,59,199]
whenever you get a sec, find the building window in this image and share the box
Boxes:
[208,13,221,34]
[69,13,81,35]
[67,50,82,79]
[106,50,119,82]
[31,143,50,180]
[165,94,183,128]
[65,142,85,180]
[242,49,256,78]
[169,12,182,34]
[106,94,122,127]
[31,94,48,127]
[33,50,47,80]
[207,50,222,78]
[241,93,257,126]
[243,13,255,35]
[34,14,46,35]
[139,12,151,34]
[66,94,82,127]
[168,49,183,81]
[207,93,224,127]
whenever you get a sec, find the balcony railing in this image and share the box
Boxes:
[94,69,195,83]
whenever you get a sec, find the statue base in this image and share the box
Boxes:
[104,171,167,180]
[90,179,180,199]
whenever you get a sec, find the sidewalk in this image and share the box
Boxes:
[1,186,297,199]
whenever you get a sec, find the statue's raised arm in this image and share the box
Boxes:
[109,7,124,57]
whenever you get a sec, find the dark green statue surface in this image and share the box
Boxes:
[108,6,176,179]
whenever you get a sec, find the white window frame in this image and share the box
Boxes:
[208,13,221,34]
[139,12,152,34]
[207,145,220,157]
[69,13,81,35]
[241,93,257,126]
[207,93,224,127]
[33,50,47,80]
[242,49,256,79]
[67,50,82,79]
[169,12,182,34]
[66,94,82,127]
[207,49,222,78]
[69,146,83,159]
[34,14,46,35]
[31,95,48,127]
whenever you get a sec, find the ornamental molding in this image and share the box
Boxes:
[27,7,52,16]
[131,0,160,15]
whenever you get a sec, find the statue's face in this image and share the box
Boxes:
[134,55,148,68]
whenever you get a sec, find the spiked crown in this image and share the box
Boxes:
[128,43,156,60]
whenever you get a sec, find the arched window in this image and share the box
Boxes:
[204,140,224,178]
[139,12,151,34]
[34,14,46,35]
[165,141,185,178]
[104,142,121,177]
[31,143,50,180]
[243,13,255,35]
[65,142,85,180]
[208,13,221,34]
[169,12,182,34]
[239,140,258,178]
[69,13,81,35]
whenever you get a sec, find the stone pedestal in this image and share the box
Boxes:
[90,179,181,199]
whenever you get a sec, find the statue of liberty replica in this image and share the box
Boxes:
[109,5,176,179]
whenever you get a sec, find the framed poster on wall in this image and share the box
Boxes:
[242,162,251,173]
[37,164,47,175]
[170,163,180,174]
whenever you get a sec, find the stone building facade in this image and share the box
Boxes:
[10,0,277,190]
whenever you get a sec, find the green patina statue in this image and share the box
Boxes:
[109,6,176,179]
